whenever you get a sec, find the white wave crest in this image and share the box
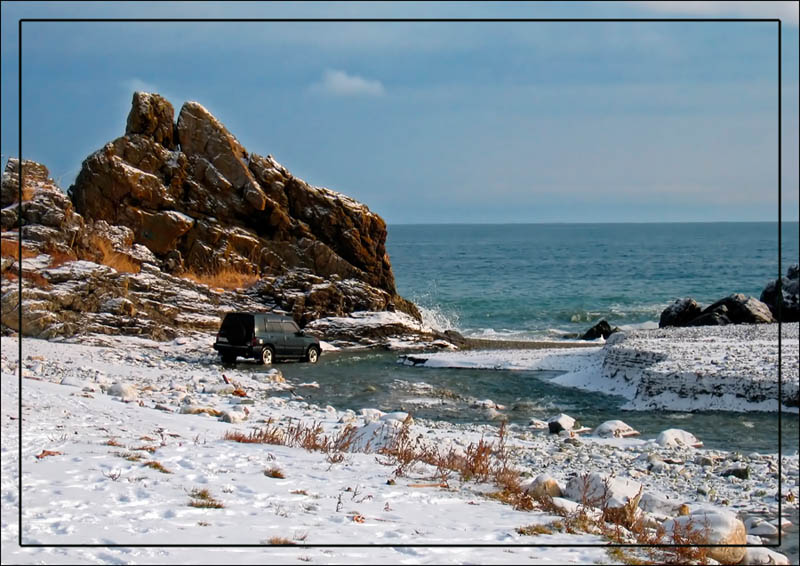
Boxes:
[418,305,460,333]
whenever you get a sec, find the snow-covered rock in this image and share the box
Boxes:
[656,428,702,448]
[662,508,747,564]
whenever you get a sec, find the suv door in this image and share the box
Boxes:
[264,318,286,355]
[281,320,304,356]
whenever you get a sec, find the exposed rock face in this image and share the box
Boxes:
[658,294,774,328]
[1,94,426,343]
[68,93,413,321]
[125,92,176,149]
[760,264,799,322]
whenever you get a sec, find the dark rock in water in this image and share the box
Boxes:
[442,329,468,348]
[689,294,774,326]
[760,264,799,322]
[659,298,703,328]
[580,319,619,340]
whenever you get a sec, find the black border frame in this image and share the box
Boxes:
[14,16,785,554]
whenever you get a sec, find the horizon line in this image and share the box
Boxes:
[387,220,799,226]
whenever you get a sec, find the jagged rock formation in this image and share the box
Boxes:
[760,264,799,322]
[1,92,428,343]
[659,293,774,328]
[68,92,417,321]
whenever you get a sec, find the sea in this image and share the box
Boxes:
[386,222,800,340]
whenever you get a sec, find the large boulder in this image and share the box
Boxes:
[689,293,774,326]
[659,298,702,328]
[661,508,747,564]
[659,294,775,328]
[760,264,799,322]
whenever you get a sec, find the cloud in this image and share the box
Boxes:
[635,1,799,25]
[310,69,385,97]
[121,78,160,94]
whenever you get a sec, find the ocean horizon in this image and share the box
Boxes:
[386,221,799,339]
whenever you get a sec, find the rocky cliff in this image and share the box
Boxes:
[1,92,427,342]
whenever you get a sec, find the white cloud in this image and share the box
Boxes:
[310,69,385,97]
[635,1,799,25]
[121,78,160,94]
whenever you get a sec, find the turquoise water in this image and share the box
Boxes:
[386,222,799,338]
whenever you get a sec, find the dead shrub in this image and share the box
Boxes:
[188,487,224,509]
[266,536,295,545]
[182,266,260,290]
[88,235,140,273]
[143,460,171,474]
[0,239,38,260]
[264,466,285,479]
[516,523,555,536]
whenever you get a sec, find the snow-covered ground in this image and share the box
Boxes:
[1,334,798,564]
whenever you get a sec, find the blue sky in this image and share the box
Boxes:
[1,1,797,223]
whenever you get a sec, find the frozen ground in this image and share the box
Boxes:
[1,334,798,564]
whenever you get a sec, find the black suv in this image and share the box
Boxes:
[213,312,321,365]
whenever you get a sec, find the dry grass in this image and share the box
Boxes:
[143,461,171,474]
[223,419,359,464]
[0,239,38,260]
[105,438,124,447]
[46,248,76,268]
[266,536,295,545]
[188,488,224,509]
[114,451,144,462]
[516,523,555,536]
[2,270,52,289]
[131,445,158,454]
[264,466,285,479]
[182,266,260,290]
[87,236,140,274]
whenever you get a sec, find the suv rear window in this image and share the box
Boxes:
[220,313,254,345]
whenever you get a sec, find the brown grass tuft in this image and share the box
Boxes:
[266,536,295,545]
[516,523,555,536]
[182,266,260,290]
[143,460,171,474]
[264,466,285,479]
[0,239,38,260]
[188,488,224,509]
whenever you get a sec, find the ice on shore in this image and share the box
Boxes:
[403,323,800,413]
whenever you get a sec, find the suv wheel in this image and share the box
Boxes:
[259,346,274,365]
[306,345,320,364]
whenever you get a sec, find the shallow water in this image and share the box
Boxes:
[250,351,799,455]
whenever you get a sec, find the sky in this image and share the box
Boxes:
[1,1,798,224]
